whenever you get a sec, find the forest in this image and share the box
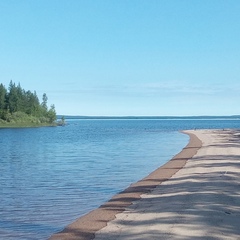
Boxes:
[0,81,56,126]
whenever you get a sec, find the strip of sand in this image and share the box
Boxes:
[49,132,201,240]
[94,130,240,240]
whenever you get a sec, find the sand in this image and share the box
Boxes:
[50,129,240,240]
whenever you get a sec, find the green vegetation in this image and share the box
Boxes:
[0,81,57,127]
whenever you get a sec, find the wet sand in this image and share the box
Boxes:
[50,131,201,240]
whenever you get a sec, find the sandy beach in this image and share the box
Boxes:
[50,129,240,240]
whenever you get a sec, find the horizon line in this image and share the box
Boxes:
[56,115,240,119]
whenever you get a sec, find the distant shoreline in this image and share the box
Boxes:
[57,115,240,120]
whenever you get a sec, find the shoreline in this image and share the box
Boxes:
[49,131,202,240]
[94,129,240,239]
[0,123,57,128]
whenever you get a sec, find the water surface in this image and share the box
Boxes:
[1,119,240,239]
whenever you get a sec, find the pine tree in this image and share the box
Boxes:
[0,83,7,110]
[47,104,56,123]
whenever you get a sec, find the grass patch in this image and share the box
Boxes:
[0,122,56,128]
[0,111,57,128]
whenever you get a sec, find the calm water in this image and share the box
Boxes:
[1,119,240,239]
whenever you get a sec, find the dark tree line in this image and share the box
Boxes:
[0,81,56,124]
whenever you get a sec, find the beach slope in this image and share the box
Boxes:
[94,130,240,240]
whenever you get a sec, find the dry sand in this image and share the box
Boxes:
[50,130,240,240]
[94,130,240,240]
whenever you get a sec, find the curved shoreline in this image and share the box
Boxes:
[49,131,202,240]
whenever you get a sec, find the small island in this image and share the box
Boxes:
[0,81,57,128]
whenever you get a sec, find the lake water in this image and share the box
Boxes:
[1,119,240,239]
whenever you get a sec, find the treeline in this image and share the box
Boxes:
[0,80,56,124]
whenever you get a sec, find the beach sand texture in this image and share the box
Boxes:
[94,130,240,240]
[50,130,240,240]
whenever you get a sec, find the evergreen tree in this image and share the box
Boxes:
[7,81,19,113]
[0,84,7,119]
[16,83,25,112]
[41,93,48,111]
[25,90,38,115]
[47,104,56,123]
[0,83,7,110]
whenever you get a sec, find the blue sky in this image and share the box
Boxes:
[1,0,240,116]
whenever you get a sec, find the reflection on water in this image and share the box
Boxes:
[1,119,240,239]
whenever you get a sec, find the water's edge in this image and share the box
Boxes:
[49,131,202,240]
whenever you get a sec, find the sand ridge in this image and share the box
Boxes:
[94,130,240,239]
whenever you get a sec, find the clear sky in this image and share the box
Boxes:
[1,0,240,116]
